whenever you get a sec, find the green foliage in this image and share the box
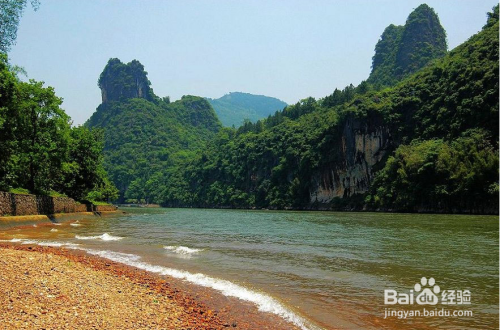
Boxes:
[396,4,447,76]
[8,187,29,194]
[0,54,116,201]
[8,79,70,193]
[368,4,447,88]
[87,59,222,202]
[162,105,340,208]
[48,190,67,197]
[0,0,40,53]
[207,92,287,127]
[368,130,498,212]
[484,4,499,28]
[56,126,111,201]
[369,24,404,87]
[156,10,498,213]
[86,176,119,203]
[98,58,155,103]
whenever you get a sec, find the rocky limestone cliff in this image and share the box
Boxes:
[310,115,392,203]
[98,58,153,103]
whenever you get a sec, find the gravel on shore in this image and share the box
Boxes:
[0,245,226,329]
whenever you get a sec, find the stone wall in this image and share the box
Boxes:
[75,203,90,212]
[0,192,117,216]
[94,205,118,212]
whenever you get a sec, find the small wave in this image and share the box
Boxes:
[164,245,203,255]
[75,233,123,241]
[6,238,79,248]
[10,238,38,244]
[50,228,58,232]
[3,239,315,329]
[80,248,315,330]
[37,241,80,248]
[70,223,81,227]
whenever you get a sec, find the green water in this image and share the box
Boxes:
[2,209,498,329]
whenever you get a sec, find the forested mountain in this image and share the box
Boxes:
[86,59,221,202]
[368,4,447,88]
[154,5,498,213]
[207,92,287,127]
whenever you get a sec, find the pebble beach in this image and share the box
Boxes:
[0,243,300,330]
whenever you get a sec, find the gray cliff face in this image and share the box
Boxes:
[310,116,392,203]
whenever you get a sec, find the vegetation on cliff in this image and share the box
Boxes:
[152,5,498,212]
[86,59,222,202]
[75,4,497,213]
[207,92,287,127]
[368,4,447,88]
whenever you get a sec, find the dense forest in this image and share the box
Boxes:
[86,59,221,202]
[154,4,498,213]
[2,2,497,214]
[0,0,117,202]
[83,4,498,213]
[207,92,287,127]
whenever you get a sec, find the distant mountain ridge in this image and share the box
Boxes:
[207,92,287,127]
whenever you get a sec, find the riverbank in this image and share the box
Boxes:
[0,243,303,330]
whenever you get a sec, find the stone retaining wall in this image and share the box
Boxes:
[94,205,118,212]
[0,192,117,216]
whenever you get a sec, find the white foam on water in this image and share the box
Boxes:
[163,245,203,254]
[37,242,81,248]
[70,223,81,227]
[78,248,317,330]
[75,233,123,241]
[10,238,38,244]
[50,229,58,232]
[6,238,80,248]
[4,239,318,329]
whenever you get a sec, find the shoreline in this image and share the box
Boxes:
[0,210,123,221]
[0,243,304,330]
[145,205,499,216]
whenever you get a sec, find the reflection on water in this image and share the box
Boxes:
[0,208,498,330]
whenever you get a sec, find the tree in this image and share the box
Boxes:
[0,0,40,53]
[57,126,108,201]
[15,79,70,193]
[0,54,19,190]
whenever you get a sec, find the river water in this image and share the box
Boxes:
[1,208,498,329]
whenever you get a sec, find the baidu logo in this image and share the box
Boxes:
[414,277,440,305]
[384,277,470,305]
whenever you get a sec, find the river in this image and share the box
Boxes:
[1,208,498,329]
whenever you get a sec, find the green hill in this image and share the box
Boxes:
[368,4,447,88]
[86,58,221,202]
[207,92,287,127]
[158,5,498,213]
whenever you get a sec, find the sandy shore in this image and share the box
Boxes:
[0,243,302,330]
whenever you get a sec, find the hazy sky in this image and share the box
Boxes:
[9,0,497,125]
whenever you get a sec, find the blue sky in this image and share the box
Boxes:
[9,0,497,125]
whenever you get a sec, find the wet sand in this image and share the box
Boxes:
[0,243,302,330]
